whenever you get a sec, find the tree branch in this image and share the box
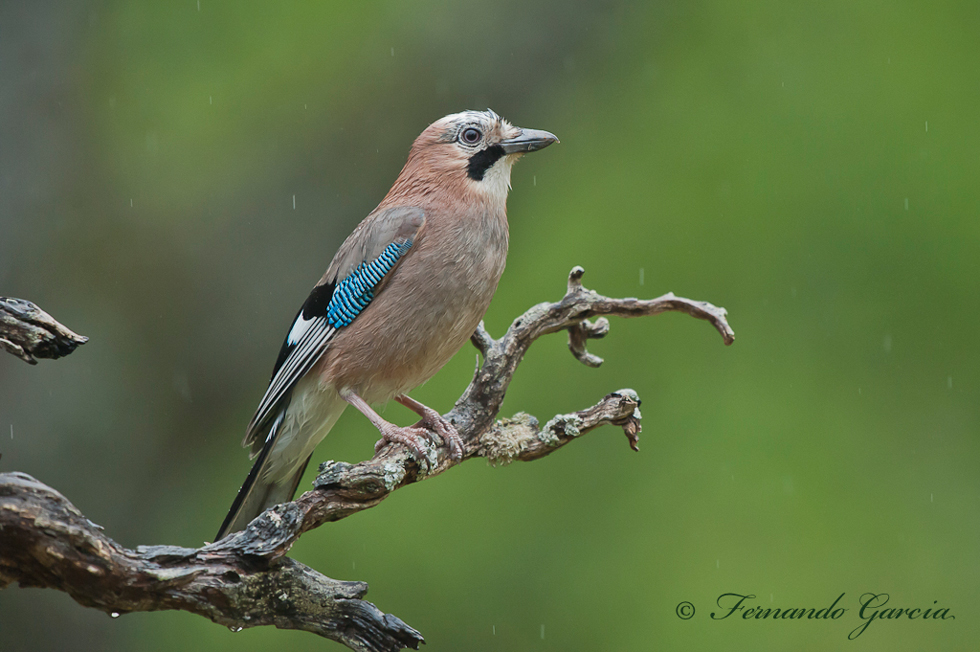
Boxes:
[0,472,424,651]
[0,296,88,364]
[0,267,734,650]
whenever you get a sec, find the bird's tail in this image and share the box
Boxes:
[215,408,309,541]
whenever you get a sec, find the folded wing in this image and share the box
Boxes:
[242,205,427,455]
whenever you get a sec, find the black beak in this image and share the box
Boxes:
[499,128,559,154]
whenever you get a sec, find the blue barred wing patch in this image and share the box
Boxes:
[244,210,422,450]
[326,239,412,328]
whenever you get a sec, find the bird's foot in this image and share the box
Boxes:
[414,409,464,461]
[394,395,464,461]
[374,424,433,461]
[373,417,463,464]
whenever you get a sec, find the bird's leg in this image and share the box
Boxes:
[339,389,456,463]
[395,394,464,461]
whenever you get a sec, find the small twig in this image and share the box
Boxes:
[0,297,88,364]
[482,388,643,462]
[0,267,733,650]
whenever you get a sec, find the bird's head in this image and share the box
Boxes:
[389,109,558,206]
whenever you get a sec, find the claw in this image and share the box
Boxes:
[425,415,463,461]
[374,426,430,460]
[395,395,464,462]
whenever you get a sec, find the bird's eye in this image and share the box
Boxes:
[460,127,482,145]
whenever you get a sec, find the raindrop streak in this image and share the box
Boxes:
[209,96,212,105]
[948,376,953,389]
[904,198,909,210]
[492,625,496,635]
[293,195,296,210]
[925,121,928,132]
[130,199,133,207]
[533,175,536,186]
[197,0,200,11]
[10,424,12,440]
[391,47,395,57]
[931,493,934,503]
[540,625,545,640]
[639,267,645,285]
[716,559,720,569]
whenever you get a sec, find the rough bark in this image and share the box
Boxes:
[0,267,734,650]
[0,296,88,364]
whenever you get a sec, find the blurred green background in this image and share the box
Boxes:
[1,0,978,650]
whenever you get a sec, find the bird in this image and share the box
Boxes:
[215,109,557,540]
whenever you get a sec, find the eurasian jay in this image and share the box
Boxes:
[216,110,557,539]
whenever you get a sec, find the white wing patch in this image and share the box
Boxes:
[286,314,314,345]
